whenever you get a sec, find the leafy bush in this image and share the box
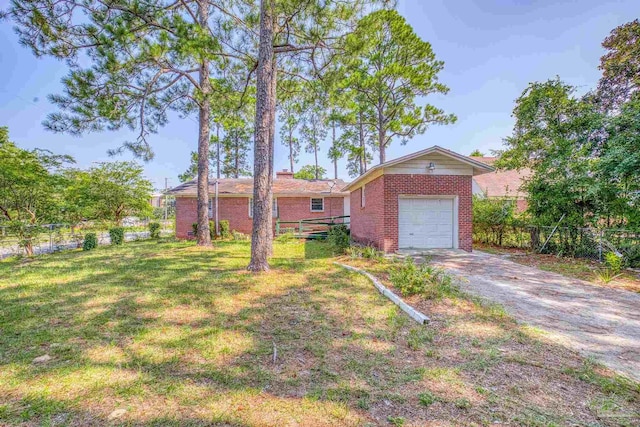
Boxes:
[109,227,125,245]
[327,224,350,254]
[390,258,456,298]
[219,220,231,238]
[275,232,296,243]
[148,222,161,239]
[192,221,215,240]
[361,246,382,260]
[82,232,98,251]
[346,246,362,259]
[232,230,250,241]
[621,245,640,268]
[604,251,623,273]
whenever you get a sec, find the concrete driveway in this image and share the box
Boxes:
[400,249,640,381]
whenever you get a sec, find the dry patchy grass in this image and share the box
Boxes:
[0,239,637,426]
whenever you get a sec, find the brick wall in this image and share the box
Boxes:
[350,176,386,249]
[176,195,345,239]
[349,174,473,253]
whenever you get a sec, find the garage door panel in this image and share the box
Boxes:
[399,198,454,249]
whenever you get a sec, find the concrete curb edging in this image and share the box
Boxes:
[335,262,430,325]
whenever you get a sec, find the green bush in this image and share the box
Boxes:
[327,224,350,254]
[390,258,456,298]
[361,245,382,260]
[346,246,362,259]
[232,230,250,241]
[148,222,161,239]
[192,221,215,240]
[109,227,125,245]
[622,245,640,268]
[275,232,297,243]
[82,233,98,251]
[219,220,231,239]
[604,251,623,273]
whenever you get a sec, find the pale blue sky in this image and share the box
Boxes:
[1,0,638,189]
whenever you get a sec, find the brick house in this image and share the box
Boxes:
[342,146,493,253]
[471,157,531,212]
[170,170,349,239]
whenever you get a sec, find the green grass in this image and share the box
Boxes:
[1,239,638,426]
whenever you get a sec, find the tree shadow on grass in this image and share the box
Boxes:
[0,240,638,426]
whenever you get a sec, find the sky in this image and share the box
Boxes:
[1,0,638,190]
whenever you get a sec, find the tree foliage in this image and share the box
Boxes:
[66,161,153,225]
[337,9,456,164]
[597,19,640,111]
[293,165,327,180]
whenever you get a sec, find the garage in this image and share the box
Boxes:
[343,146,494,253]
[398,197,455,249]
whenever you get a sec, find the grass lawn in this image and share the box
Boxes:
[476,244,640,293]
[0,239,638,426]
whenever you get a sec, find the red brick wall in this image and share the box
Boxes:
[175,196,345,239]
[349,174,473,253]
[350,176,386,249]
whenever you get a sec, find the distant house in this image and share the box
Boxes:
[169,170,349,239]
[150,193,165,208]
[471,157,531,212]
[170,146,496,252]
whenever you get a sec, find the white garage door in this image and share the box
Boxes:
[398,198,454,249]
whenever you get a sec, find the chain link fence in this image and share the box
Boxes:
[474,225,640,267]
[0,220,174,258]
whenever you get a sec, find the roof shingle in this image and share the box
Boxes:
[169,177,350,197]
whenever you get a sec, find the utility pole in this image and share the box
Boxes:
[164,177,170,222]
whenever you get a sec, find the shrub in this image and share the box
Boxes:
[327,224,350,254]
[232,230,250,241]
[109,227,125,245]
[275,232,296,243]
[604,251,623,273]
[148,222,161,239]
[361,245,382,260]
[219,220,231,238]
[346,246,363,259]
[192,221,215,240]
[82,233,98,251]
[390,258,456,298]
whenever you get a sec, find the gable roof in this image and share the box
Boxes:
[169,177,350,197]
[342,146,495,192]
[472,157,531,199]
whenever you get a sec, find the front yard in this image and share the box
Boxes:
[0,240,638,426]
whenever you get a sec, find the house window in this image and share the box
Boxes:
[361,185,366,208]
[208,199,213,218]
[310,198,324,212]
[249,197,278,218]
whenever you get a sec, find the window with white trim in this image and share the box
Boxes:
[249,197,278,218]
[360,185,366,208]
[310,198,324,212]
[208,199,213,218]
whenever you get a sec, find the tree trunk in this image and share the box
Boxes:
[288,129,295,173]
[358,111,366,174]
[314,145,319,179]
[378,100,385,164]
[216,123,220,179]
[332,120,338,179]
[248,0,275,272]
[196,1,212,246]
[266,54,277,256]
[234,129,239,178]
